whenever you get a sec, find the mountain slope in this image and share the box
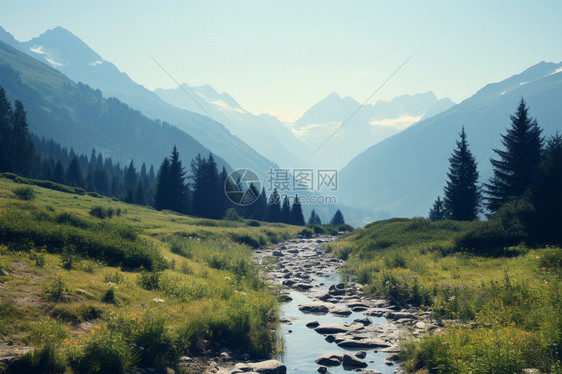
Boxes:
[338,61,562,221]
[17,26,274,175]
[0,39,229,171]
[155,83,310,168]
[292,91,454,169]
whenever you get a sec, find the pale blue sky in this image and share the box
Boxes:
[1,0,561,120]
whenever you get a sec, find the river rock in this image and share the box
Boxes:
[388,311,417,320]
[314,324,353,334]
[272,251,284,257]
[293,283,313,291]
[298,302,332,314]
[331,307,352,316]
[315,353,343,366]
[354,317,373,326]
[248,359,287,374]
[355,350,367,359]
[337,338,392,349]
[342,353,368,368]
[306,321,320,328]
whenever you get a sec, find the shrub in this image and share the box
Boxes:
[137,271,161,290]
[60,245,75,270]
[44,274,66,302]
[12,186,35,200]
[101,287,117,304]
[7,345,67,374]
[298,228,314,238]
[77,331,140,374]
[89,206,114,219]
[246,220,261,227]
[104,269,124,284]
[230,233,265,248]
[224,208,242,221]
[169,237,192,258]
[130,312,173,366]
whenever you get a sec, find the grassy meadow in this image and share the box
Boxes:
[0,175,301,373]
[328,218,561,373]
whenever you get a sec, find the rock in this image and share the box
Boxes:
[317,366,327,373]
[272,251,284,257]
[325,335,336,343]
[387,311,417,320]
[248,359,287,374]
[364,308,392,317]
[352,306,368,312]
[355,350,367,359]
[387,353,400,361]
[415,321,427,329]
[314,324,353,334]
[315,353,343,366]
[354,317,373,326]
[335,283,346,289]
[337,339,392,349]
[342,353,368,368]
[298,302,332,314]
[331,307,352,316]
[306,321,320,328]
[328,285,345,296]
[282,279,296,286]
[287,249,299,254]
[179,356,193,363]
[293,283,313,291]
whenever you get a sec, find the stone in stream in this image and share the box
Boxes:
[314,324,358,334]
[293,283,313,291]
[298,302,333,314]
[355,350,367,359]
[354,317,373,326]
[387,311,417,321]
[317,366,327,374]
[342,353,368,368]
[337,339,392,349]
[282,279,296,286]
[306,321,320,328]
[315,353,343,366]
[248,359,287,374]
[328,285,346,296]
[272,250,284,257]
[330,307,352,316]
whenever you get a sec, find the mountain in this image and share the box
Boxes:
[291,91,454,169]
[338,61,562,222]
[13,26,274,176]
[155,83,310,168]
[0,39,229,172]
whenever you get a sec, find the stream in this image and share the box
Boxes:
[253,236,405,374]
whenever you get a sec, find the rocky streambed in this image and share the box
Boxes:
[208,235,439,374]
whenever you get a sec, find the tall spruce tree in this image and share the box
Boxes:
[281,196,292,224]
[290,195,305,226]
[267,188,282,222]
[428,195,447,221]
[66,156,85,188]
[330,209,345,225]
[12,101,35,176]
[154,158,171,210]
[485,99,543,212]
[308,209,322,225]
[530,133,562,244]
[443,127,481,220]
[0,87,13,172]
[168,146,189,213]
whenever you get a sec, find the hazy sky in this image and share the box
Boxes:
[1,0,561,120]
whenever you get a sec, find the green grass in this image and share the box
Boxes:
[0,175,301,372]
[331,217,562,373]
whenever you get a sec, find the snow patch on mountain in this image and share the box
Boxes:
[45,57,62,67]
[369,114,422,130]
[30,46,46,55]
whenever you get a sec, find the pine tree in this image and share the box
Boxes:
[0,87,13,172]
[168,146,189,213]
[66,156,85,188]
[12,101,35,176]
[290,195,305,226]
[124,160,137,190]
[485,99,543,212]
[135,181,146,205]
[330,209,345,225]
[443,127,481,220]
[53,161,65,184]
[428,195,447,221]
[530,133,562,244]
[308,209,322,225]
[267,188,282,222]
[154,158,171,210]
[281,196,292,224]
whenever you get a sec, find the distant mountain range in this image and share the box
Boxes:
[0,39,229,172]
[155,84,310,169]
[338,61,562,223]
[0,26,274,177]
[289,91,454,169]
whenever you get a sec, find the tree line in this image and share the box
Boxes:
[429,98,562,245]
[1,86,345,226]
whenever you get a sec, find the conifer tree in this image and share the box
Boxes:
[154,158,171,211]
[308,209,322,225]
[281,196,292,224]
[428,195,447,221]
[0,87,13,172]
[330,209,345,225]
[66,156,85,188]
[168,146,189,213]
[530,133,562,243]
[443,127,481,220]
[12,101,35,176]
[267,188,282,222]
[290,195,305,226]
[485,99,543,212]
[124,160,137,190]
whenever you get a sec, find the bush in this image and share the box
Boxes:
[168,237,192,258]
[246,220,261,227]
[101,287,117,304]
[12,186,35,200]
[137,271,161,290]
[77,331,140,374]
[104,269,125,284]
[7,345,67,374]
[298,228,314,238]
[44,274,66,302]
[230,233,265,248]
[89,206,114,219]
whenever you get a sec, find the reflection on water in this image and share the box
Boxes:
[276,273,398,373]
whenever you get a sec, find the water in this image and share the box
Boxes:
[276,273,398,373]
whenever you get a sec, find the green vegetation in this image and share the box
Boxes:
[0,175,300,373]
[331,218,561,373]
